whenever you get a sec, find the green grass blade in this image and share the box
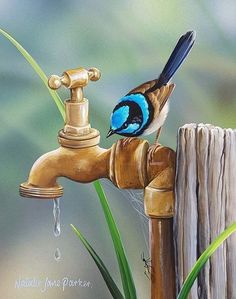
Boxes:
[94,180,137,299]
[71,224,124,299]
[0,28,65,120]
[177,221,236,299]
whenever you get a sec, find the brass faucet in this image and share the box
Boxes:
[19,67,176,298]
[19,66,175,215]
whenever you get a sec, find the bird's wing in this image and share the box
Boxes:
[159,83,175,111]
[144,83,175,140]
[147,83,175,119]
[126,80,175,129]
[127,79,175,112]
[126,79,158,95]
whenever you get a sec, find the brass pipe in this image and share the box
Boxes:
[150,218,176,299]
[19,138,175,198]
[144,144,176,299]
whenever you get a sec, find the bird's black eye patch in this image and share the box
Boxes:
[120,122,128,130]
[114,100,143,130]
[126,102,143,125]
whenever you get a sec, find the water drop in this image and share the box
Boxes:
[53,198,61,261]
[53,198,61,237]
[54,248,61,261]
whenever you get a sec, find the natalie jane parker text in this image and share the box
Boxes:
[15,277,92,292]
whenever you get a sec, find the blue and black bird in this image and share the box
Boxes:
[107,31,196,140]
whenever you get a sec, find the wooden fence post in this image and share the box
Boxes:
[174,123,236,299]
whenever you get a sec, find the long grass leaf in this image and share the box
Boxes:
[94,180,137,299]
[0,28,65,120]
[71,224,124,299]
[178,221,236,299]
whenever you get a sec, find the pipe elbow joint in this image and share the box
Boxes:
[144,144,176,218]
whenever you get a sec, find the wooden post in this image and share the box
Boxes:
[174,124,236,299]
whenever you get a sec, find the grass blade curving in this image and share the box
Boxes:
[0,28,65,120]
[177,221,236,299]
[71,224,124,299]
[94,181,137,299]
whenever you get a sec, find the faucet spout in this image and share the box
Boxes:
[20,145,110,199]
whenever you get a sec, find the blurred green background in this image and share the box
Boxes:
[0,0,235,298]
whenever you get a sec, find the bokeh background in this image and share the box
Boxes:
[0,0,235,298]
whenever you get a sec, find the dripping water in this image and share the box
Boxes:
[53,198,61,237]
[54,248,61,261]
[53,198,61,261]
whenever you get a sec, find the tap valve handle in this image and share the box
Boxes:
[48,67,101,101]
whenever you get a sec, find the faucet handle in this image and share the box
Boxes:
[48,67,101,90]
[48,67,101,102]
[47,67,101,147]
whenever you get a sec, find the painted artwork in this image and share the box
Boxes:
[0,2,235,299]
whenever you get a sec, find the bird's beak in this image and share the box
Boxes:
[106,129,114,138]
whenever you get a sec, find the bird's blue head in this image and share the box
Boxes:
[107,95,145,137]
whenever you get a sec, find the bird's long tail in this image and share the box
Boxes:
[155,31,196,89]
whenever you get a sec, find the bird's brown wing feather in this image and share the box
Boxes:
[128,80,175,141]
[146,83,175,119]
[127,80,175,113]
[128,80,175,143]
[149,83,175,143]
[159,83,175,111]
[127,79,158,95]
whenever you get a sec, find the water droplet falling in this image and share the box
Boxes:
[54,248,61,261]
[53,198,61,261]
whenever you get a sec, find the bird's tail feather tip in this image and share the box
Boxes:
[156,30,196,88]
[186,30,197,39]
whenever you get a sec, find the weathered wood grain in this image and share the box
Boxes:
[174,125,186,292]
[174,124,236,299]
[197,124,211,299]
[224,129,236,299]
[175,124,198,299]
